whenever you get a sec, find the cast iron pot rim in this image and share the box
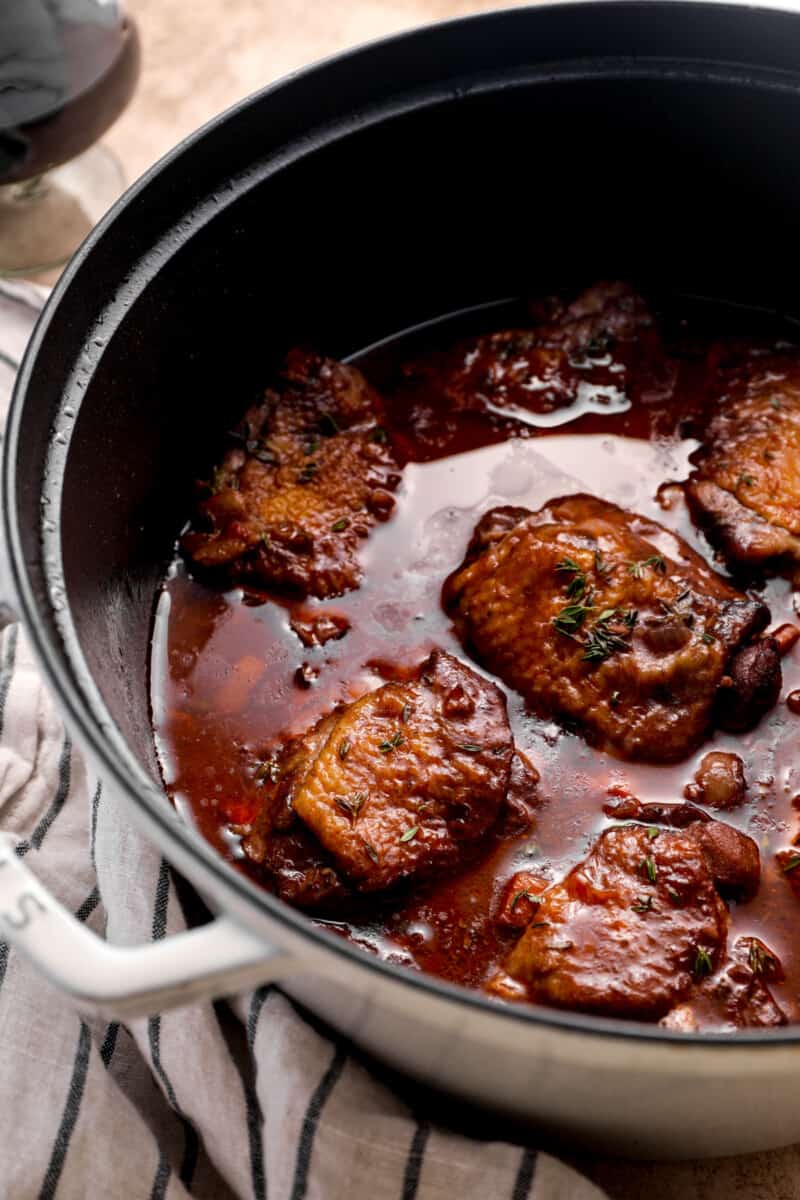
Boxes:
[6,0,800,1050]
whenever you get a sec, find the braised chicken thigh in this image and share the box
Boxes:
[686,354,800,579]
[242,651,515,897]
[444,494,779,762]
[490,818,769,1021]
[183,349,400,598]
[439,281,654,415]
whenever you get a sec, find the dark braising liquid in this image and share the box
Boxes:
[150,295,800,1026]
[0,2,139,182]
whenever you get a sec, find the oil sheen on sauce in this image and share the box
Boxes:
[150,296,800,1027]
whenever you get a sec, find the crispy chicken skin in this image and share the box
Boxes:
[489,819,760,1020]
[685,355,800,579]
[443,494,778,762]
[182,349,400,599]
[243,650,515,896]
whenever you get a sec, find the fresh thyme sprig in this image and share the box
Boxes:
[555,557,588,599]
[628,554,666,579]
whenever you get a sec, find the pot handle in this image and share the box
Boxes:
[0,836,296,1018]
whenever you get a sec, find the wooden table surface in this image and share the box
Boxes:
[98,5,799,1197]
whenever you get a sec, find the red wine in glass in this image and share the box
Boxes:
[0,1,140,274]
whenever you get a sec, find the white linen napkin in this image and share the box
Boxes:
[0,282,609,1200]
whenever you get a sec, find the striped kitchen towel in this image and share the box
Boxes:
[0,280,787,1200]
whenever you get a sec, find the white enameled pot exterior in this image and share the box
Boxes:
[2,761,800,1160]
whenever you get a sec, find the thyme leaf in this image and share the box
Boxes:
[582,609,631,664]
[556,557,587,600]
[747,938,777,977]
[553,598,594,636]
[640,856,658,884]
[628,555,666,579]
[594,549,612,579]
[335,794,365,826]
[693,945,713,977]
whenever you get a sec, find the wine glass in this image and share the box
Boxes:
[0,0,140,277]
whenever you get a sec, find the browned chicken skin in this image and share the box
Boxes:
[242,650,516,898]
[444,494,778,762]
[182,349,401,598]
[408,281,664,423]
[686,355,800,579]
[489,819,761,1021]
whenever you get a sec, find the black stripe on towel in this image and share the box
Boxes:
[400,1113,431,1200]
[150,855,170,942]
[0,347,19,372]
[148,1014,200,1187]
[211,995,268,1200]
[89,779,102,866]
[149,1148,172,1200]
[30,734,72,849]
[289,1045,347,1200]
[244,987,272,1200]
[37,1022,92,1200]
[401,1120,431,1200]
[73,886,100,924]
[148,858,200,1188]
[0,623,19,738]
[99,1022,120,1068]
[511,1148,538,1200]
[247,985,271,1051]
